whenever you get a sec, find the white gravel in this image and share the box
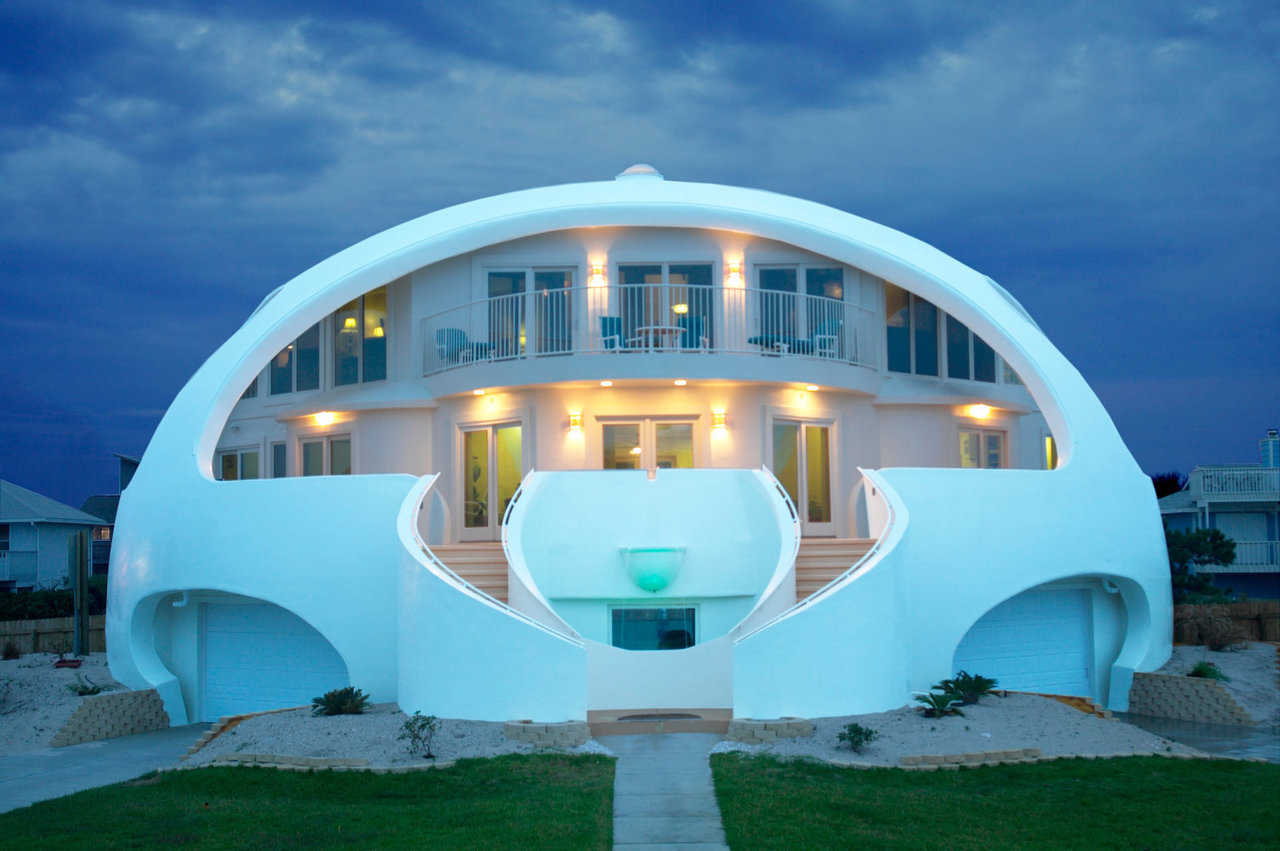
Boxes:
[1156,642,1279,725]
[186,703,612,768]
[0,653,124,755]
[711,693,1202,766]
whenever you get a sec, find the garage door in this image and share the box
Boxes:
[202,602,349,722]
[952,588,1092,697]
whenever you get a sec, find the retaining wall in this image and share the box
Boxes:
[502,720,589,747]
[1127,672,1254,725]
[51,688,170,747]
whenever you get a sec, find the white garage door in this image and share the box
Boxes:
[952,588,1093,697]
[202,602,349,722]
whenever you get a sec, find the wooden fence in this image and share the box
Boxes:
[0,615,107,655]
[1173,601,1280,644]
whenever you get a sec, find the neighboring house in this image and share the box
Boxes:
[0,480,109,591]
[107,166,1171,726]
[79,454,141,575]
[1159,428,1280,599]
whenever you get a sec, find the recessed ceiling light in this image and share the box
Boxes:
[674,379,687,386]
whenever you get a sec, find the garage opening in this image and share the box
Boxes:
[202,600,349,721]
[952,587,1093,698]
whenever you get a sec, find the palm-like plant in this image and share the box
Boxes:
[938,671,999,705]
[914,691,963,718]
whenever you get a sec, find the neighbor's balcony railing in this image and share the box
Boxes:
[1195,465,1280,500]
[1202,540,1280,574]
[420,284,879,376]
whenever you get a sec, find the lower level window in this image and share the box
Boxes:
[959,429,1004,469]
[301,436,351,476]
[611,607,696,651]
[216,449,260,480]
[602,420,694,469]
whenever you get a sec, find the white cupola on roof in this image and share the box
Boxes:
[615,163,663,179]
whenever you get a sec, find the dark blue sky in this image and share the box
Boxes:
[1,0,1277,506]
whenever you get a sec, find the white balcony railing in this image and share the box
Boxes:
[421,284,879,376]
[1232,540,1280,568]
[1196,466,1280,500]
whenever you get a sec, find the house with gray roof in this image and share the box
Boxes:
[0,480,109,591]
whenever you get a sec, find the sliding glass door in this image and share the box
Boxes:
[460,422,523,540]
[771,419,834,536]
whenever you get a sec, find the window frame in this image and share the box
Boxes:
[333,288,389,386]
[214,447,262,481]
[269,321,324,396]
[957,426,1007,469]
[607,603,699,651]
[596,414,700,470]
[298,433,353,477]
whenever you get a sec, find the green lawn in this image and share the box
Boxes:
[711,753,1280,849]
[0,755,614,850]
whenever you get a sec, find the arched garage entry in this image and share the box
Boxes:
[952,579,1127,701]
[201,597,349,721]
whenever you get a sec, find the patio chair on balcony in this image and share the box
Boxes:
[812,318,843,358]
[600,315,634,351]
[435,327,492,366]
[677,314,709,351]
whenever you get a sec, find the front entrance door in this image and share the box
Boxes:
[460,422,523,541]
[771,420,834,536]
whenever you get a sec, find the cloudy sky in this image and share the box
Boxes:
[1,0,1277,506]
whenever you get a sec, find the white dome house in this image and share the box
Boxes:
[106,167,1172,726]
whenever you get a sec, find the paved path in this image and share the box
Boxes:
[0,724,210,814]
[603,733,729,850]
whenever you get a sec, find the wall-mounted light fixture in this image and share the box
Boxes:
[473,388,485,396]
[313,411,336,427]
[725,260,743,288]
[711,408,727,438]
[568,410,583,437]
[588,263,607,287]
[805,384,819,392]
[965,404,993,420]
[673,379,687,386]
[672,303,689,314]
[600,380,614,387]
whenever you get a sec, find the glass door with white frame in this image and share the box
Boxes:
[460,423,523,540]
[771,420,834,536]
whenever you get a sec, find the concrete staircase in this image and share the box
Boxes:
[429,542,509,604]
[794,537,875,601]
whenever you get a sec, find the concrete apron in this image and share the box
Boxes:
[601,733,729,851]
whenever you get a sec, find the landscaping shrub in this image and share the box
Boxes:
[1188,606,1247,651]
[914,692,963,718]
[1188,661,1229,681]
[836,722,878,753]
[311,686,371,716]
[938,671,999,705]
[67,674,103,696]
[2,641,19,661]
[0,576,108,620]
[398,711,440,759]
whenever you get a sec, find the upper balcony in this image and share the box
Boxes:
[420,282,879,386]
[1191,465,1280,502]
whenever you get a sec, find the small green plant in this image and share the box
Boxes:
[836,722,878,753]
[311,686,371,716]
[2,641,19,661]
[1188,661,1229,681]
[398,711,440,759]
[938,671,999,705]
[67,674,103,696]
[915,691,963,718]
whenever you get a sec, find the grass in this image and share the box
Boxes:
[0,754,614,850]
[711,752,1280,849]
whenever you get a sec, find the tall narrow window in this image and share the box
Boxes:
[270,344,293,395]
[362,288,387,381]
[271,442,287,478]
[219,453,239,481]
[495,424,522,519]
[0,524,9,551]
[771,422,800,509]
[804,425,832,523]
[329,438,352,476]
[334,299,361,386]
[669,264,714,348]
[946,316,972,380]
[302,440,324,476]
[885,284,911,373]
[912,298,938,376]
[654,423,693,469]
[297,323,321,391]
[534,270,572,354]
[973,336,996,383]
[1044,436,1059,470]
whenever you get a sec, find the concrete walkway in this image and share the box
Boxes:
[0,724,210,814]
[603,733,729,850]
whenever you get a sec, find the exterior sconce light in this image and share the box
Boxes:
[473,388,485,396]
[313,411,336,427]
[805,384,819,392]
[600,380,613,387]
[711,408,727,438]
[568,411,583,436]
[966,404,993,420]
[588,263,607,287]
[672,303,689,314]
[725,261,743,288]
[673,379,687,386]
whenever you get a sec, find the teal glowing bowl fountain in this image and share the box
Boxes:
[622,547,685,593]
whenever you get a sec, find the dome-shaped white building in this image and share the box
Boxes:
[106,167,1172,726]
